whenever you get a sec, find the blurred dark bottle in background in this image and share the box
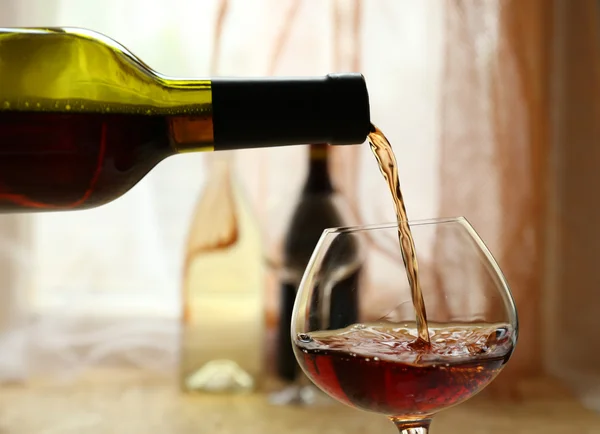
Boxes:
[269,144,361,405]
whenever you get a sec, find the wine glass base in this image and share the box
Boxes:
[390,418,432,434]
[267,384,332,406]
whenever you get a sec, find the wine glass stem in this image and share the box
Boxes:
[391,418,431,434]
[397,427,429,434]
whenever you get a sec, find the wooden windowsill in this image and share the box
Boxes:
[1,370,599,433]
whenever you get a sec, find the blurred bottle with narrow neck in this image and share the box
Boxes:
[181,153,265,393]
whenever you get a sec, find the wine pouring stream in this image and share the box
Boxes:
[368,125,430,346]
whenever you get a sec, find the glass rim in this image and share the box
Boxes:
[295,215,519,340]
[309,215,519,331]
[323,216,470,235]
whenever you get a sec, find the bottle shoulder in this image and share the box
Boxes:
[0,28,211,115]
[286,194,345,232]
[282,193,350,268]
[185,168,262,259]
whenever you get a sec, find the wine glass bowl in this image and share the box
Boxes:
[291,217,517,432]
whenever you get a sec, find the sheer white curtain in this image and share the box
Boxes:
[0,0,442,380]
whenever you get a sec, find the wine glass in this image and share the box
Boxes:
[291,217,518,434]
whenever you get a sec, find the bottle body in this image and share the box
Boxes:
[275,144,361,387]
[181,155,265,393]
[0,27,371,213]
[0,112,171,211]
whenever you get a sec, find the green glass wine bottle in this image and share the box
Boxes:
[0,27,371,213]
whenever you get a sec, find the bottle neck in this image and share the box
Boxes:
[303,144,334,194]
[167,74,371,153]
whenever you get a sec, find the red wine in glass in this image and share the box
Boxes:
[294,323,514,418]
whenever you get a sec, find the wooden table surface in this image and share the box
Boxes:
[1,370,599,434]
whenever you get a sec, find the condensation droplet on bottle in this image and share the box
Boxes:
[65,104,71,111]
[24,101,30,108]
[2,101,9,109]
